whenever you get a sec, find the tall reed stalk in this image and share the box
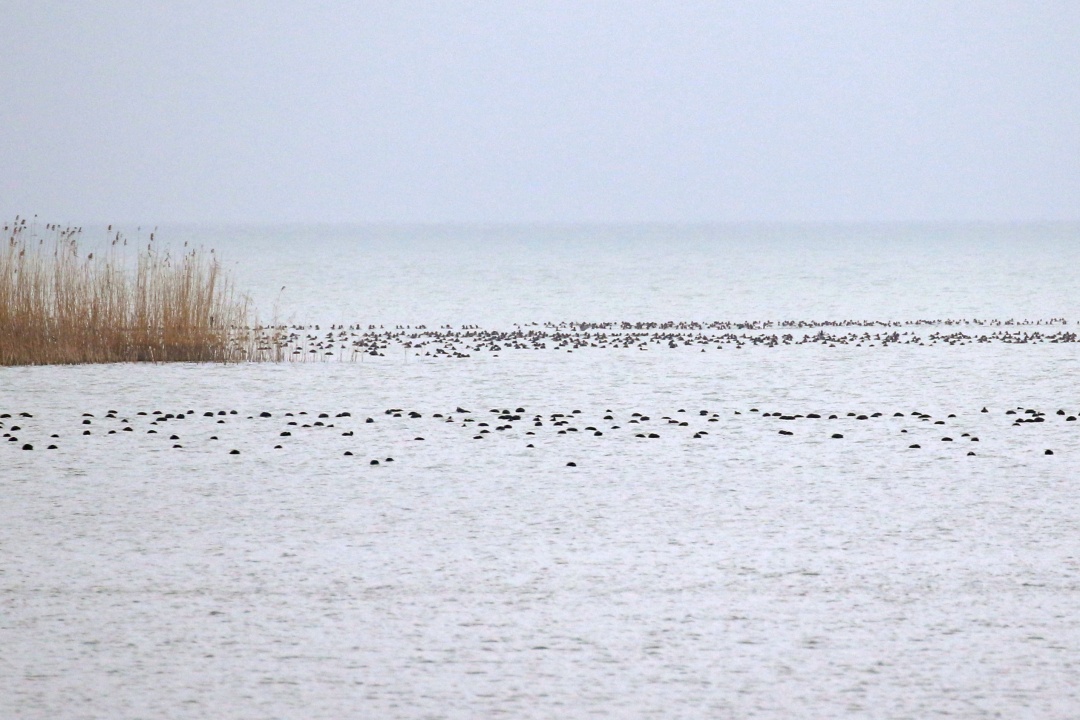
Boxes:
[0,219,272,365]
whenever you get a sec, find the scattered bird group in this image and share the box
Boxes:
[2,404,1069,464]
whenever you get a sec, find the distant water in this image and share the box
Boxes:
[4,224,1080,719]
[143,223,1080,326]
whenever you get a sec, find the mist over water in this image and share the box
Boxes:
[149,223,1080,326]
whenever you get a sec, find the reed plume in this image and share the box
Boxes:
[1,219,275,365]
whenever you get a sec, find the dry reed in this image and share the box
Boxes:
[1,218,280,365]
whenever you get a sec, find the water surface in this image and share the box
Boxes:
[3,224,1079,719]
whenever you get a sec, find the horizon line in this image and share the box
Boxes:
[14,218,1080,231]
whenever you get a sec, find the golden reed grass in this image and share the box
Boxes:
[1,218,282,365]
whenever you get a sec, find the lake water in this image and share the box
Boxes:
[3,224,1080,718]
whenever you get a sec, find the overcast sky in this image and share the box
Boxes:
[2,1,1078,225]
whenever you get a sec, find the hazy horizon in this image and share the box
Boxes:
[3,2,1078,225]
[17,219,1080,233]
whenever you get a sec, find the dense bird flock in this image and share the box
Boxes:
[3,404,1069,461]
[251,317,1076,361]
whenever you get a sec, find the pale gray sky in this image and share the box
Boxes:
[2,1,1078,224]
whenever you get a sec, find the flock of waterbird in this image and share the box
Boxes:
[5,315,1074,462]
[3,403,1069,464]
[251,317,1076,361]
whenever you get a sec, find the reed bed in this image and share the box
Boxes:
[1,219,283,365]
